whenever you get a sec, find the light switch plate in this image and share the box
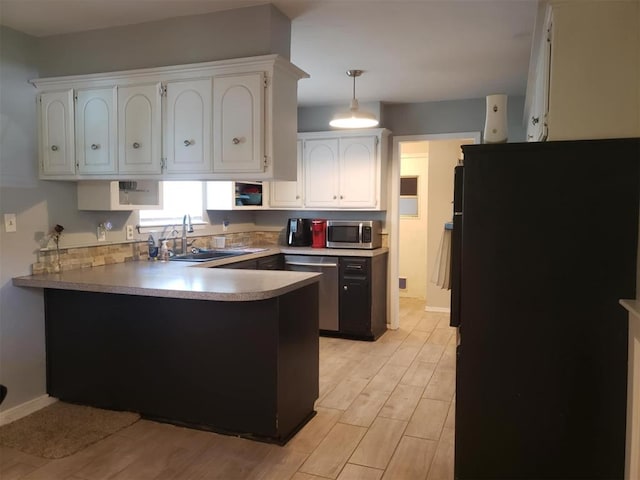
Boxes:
[4,213,16,233]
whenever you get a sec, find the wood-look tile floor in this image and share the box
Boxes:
[1,298,455,480]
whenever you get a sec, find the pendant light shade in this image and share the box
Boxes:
[330,70,379,129]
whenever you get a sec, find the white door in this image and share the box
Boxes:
[339,135,378,208]
[304,138,339,208]
[118,83,162,174]
[39,90,75,176]
[75,87,117,174]
[212,72,264,173]
[269,140,303,208]
[166,79,212,173]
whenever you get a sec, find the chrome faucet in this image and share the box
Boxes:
[181,214,194,254]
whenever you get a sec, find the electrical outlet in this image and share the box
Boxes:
[4,213,16,233]
[97,226,106,242]
[126,225,134,240]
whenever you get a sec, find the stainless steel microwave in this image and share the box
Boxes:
[326,220,382,249]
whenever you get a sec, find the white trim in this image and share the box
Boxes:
[425,306,451,313]
[0,395,58,426]
[389,132,481,330]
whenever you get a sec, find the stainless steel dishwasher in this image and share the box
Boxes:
[284,255,339,331]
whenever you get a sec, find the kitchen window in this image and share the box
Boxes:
[139,181,205,227]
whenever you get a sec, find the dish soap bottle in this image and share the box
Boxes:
[159,240,170,262]
[148,235,158,260]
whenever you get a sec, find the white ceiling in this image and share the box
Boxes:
[0,0,539,106]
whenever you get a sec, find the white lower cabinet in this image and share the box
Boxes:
[298,129,389,211]
[165,79,212,174]
[75,87,117,174]
[118,83,162,175]
[39,90,76,177]
[269,140,304,208]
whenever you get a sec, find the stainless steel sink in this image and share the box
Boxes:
[169,250,247,262]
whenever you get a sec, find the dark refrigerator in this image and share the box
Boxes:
[451,138,640,479]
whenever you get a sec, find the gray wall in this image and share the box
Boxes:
[299,97,526,142]
[37,4,291,77]
[0,26,48,410]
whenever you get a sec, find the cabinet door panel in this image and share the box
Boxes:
[339,136,378,208]
[118,84,161,174]
[269,140,303,208]
[213,73,264,173]
[75,88,117,174]
[339,276,370,335]
[40,90,75,176]
[166,79,212,173]
[304,138,339,208]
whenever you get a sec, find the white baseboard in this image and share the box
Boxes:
[425,306,451,313]
[0,395,58,426]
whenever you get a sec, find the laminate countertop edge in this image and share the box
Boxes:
[13,261,321,302]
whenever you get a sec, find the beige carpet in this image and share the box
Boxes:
[0,401,140,459]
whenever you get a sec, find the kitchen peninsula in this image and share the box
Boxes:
[13,260,321,444]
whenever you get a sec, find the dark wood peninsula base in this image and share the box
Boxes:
[44,284,319,444]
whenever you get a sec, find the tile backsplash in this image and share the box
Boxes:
[32,230,282,275]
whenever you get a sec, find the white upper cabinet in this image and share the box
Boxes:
[212,72,264,174]
[32,55,307,180]
[165,79,212,174]
[303,138,340,208]
[524,2,640,141]
[299,129,389,211]
[118,83,162,175]
[39,90,75,176]
[269,140,303,208]
[75,87,117,174]
[339,136,378,209]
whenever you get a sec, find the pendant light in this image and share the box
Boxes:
[329,69,379,129]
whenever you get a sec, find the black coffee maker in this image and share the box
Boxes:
[286,218,312,246]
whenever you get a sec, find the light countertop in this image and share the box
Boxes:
[13,258,320,302]
[13,246,388,301]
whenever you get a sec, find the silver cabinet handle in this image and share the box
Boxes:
[295,195,300,199]
[133,142,140,149]
[184,140,192,147]
[91,144,99,150]
[343,285,348,291]
[340,195,344,199]
[286,262,338,268]
[333,195,337,200]
[51,145,58,151]
[232,137,240,145]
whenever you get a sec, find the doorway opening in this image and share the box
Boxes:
[388,132,481,329]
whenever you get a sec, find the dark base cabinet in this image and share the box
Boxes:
[337,254,388,340]
[44,283,319,444]
[217,254,284,271]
